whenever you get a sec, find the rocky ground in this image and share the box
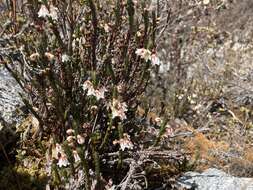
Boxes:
[177,168,253,190]
[145,0,253,188]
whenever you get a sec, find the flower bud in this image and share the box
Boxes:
[29,53,40,61]
[45,52,55,61]
[66,135,75,143]
[154,117,162,125]
[77,135,85,145]
[66,129,75,135]
[90,105,98,115]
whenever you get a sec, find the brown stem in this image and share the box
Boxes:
[87,0,98,70]
[12,0,17,33]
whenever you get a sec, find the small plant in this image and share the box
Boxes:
[0,0,166,189]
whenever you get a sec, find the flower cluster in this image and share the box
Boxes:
[52,129,86,168]
[53,144,69,167]
[82,80,107,100]
[66,128,85,146]
[110,98,128,120]
[136,48,160,66]
[113,133,134,151]
[61,54,70,63]
[38,4,58,21]
[135,48,152,62]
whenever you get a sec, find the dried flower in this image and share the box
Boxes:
[77,135,85,145]
[111,99,128,120]
[113,133,133,151]
[135,48,152,62]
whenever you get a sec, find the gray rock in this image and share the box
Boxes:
[0,66,24,160]
[177,168,253,190]
[0,66,23,125]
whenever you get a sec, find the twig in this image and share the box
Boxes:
[12,0,17,33]
[132,174,148,189]
[169,127,210,138]
[105,150,185,161]
[92,113,98,133]
[0,20,13,37]
[119,161,137,190]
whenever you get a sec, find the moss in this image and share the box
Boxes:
[0,165,47,190]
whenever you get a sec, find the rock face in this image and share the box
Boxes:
[0,66,23,125]
[0,66,23,166]
[177,168,253,190]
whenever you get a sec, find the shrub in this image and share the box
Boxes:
[0,0,163,189]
